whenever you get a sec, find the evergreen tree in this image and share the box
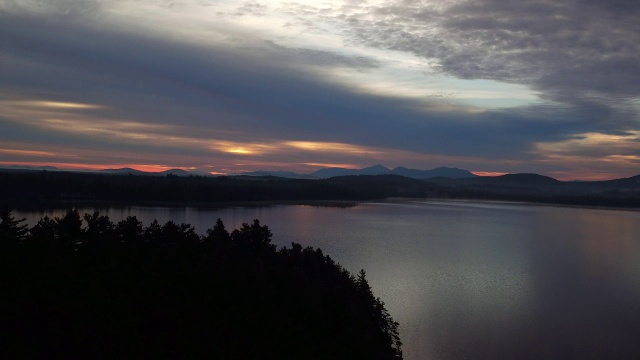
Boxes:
[0,209,28,246]
[115,216,144,243]
[230,219,273,248]
[84,212,114,237]
[204,218,231,244]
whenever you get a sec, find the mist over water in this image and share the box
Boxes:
[16,201,640,360]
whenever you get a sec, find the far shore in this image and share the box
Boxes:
[10,196,640,213]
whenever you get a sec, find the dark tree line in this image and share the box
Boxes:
[0,209,402,359]
[3,169,640,210]
[0,170,444,207]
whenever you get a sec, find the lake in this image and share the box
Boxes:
[15,200,640,359]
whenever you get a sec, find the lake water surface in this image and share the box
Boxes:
[16,200,640,359]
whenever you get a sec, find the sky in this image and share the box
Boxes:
[1,0,639,180]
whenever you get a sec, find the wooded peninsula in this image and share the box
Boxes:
[1,209,402,359]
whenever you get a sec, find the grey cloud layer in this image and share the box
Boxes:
[338,0,640,122]
[263,41,381,70]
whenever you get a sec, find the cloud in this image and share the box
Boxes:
[0,0,102,17]
[527,129,640,179]
[264,41,381,70]
[1,0,639,178]
[0,5,529,155]
[339,0,640,116]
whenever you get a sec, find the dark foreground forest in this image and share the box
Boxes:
[0,209,402,359]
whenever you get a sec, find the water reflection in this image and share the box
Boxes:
[14,201,640,360]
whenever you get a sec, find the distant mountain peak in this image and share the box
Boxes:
[160,168,190,175]
[236,170,318,179]
[310,164,476,179]
[359,164,391,175]
[101,167,145,174]
[365,164,389,170]
[389,166,477,179]
[487,173,560,185]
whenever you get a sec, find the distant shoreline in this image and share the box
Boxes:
[10,197,640,214]
[6,199,362,211]
[381,197,640,213]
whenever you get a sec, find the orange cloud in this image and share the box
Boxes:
[0,148,57,157]
[9,100,105,110]
[532,132,640,180]
[471,171,508,177]
[303,162,360,169]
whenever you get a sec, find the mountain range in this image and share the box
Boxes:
[240,164,478,179]
[99,168,200,176]
[0,166,209,177]
[0,164,478,179]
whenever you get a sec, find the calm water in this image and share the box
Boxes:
[16,200,640,359]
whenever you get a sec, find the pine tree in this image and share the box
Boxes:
[0,209,28,246]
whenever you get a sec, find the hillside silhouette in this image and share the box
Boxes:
[0,209,402,359]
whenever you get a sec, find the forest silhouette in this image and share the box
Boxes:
[0,209,402,359]
[2,169,640,209]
